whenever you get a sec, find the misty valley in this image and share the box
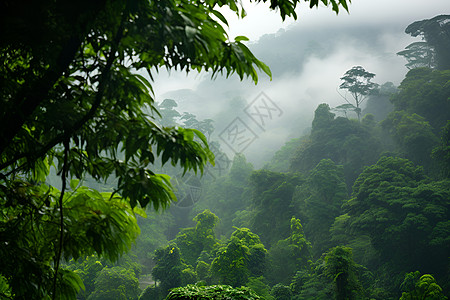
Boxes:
[1,1,449,300]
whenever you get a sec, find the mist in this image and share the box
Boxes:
[152,17,419,167]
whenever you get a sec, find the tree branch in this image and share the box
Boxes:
[52,139,69,300]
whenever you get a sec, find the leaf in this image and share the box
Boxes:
[234,35,249,42]
[70,179,80,191]
[212,10,228,26]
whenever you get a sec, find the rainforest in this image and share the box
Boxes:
[0,1,449,299]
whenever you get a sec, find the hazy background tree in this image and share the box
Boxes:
[339,66,379,121]
[405,15,450,70]
[397,42,436,69]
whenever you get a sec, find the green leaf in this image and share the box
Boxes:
[70,179,80,191]
[234,35,249,42]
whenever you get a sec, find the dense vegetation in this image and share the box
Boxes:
[1,1,449,300]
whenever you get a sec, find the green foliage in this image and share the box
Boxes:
[400,271,447,300]
[66,256,105,299]
[362,82,396,122]
[291,104,382,186]
[181,267,198,286]
[312,104,336,132]
[0,180,141,298]
[271,284,292,300]
[0,0,351,296]
[139,285,160,300]
[195,153,254,236]
[174,209,219,266]
[0,275,12,300]
[292,159,347,257]
[87,266,140,300]
[432,121,450,178]
[390,68,450,131]
[151,245,184,297]
[249,170,303,247]
[211,228,267,287]
[329,214,377,269]
[345,156,450,286]
[323,246,364,300]
[381,110,438,170]
[165,284,261,300]
[133,212,173,274]
[196,261,211,284]
[265,138,304,172]
[266,218,312,285]
[247,277,274,300]
[289,260,332,300]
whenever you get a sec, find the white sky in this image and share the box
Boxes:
[221,0,450,41]
[154,0,449,97]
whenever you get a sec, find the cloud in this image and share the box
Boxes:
[152,5,448,167]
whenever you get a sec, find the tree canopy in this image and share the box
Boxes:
[405,15,450,70]
[339,66,379,121]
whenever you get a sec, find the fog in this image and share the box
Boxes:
[150,2,449,167]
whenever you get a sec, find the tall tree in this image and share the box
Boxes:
[211,228,267,287]
[405,15,450,70]
[323,246,364,300]
[266,217,312,285]
[173,210,219,266]
[339,66,379,121]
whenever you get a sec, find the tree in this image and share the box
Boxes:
[157,99,181,127]
[271,284,292,300]
[266,218,312,285]
[173,209,219,266]
[66,256,106,299]
[0,183,142,299]
[339,66,379,121]
[381,110,438,170]
[211,228,267,287]
[361,81,396,121]
[344,156,450,289]
[292,159,347,257]
[151,245,184,297]
[432,121,450,178]
[0,0,350,298]
[291,104,382,187]
[312,103,336,132]
[323,246,363,300]
[397,42,436,69]
[400,271,447,300]
[248,170,303,247]
[264,138,304,173]
[389,68,450,132]
[88,266,140,300]
[405,15,450,70]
